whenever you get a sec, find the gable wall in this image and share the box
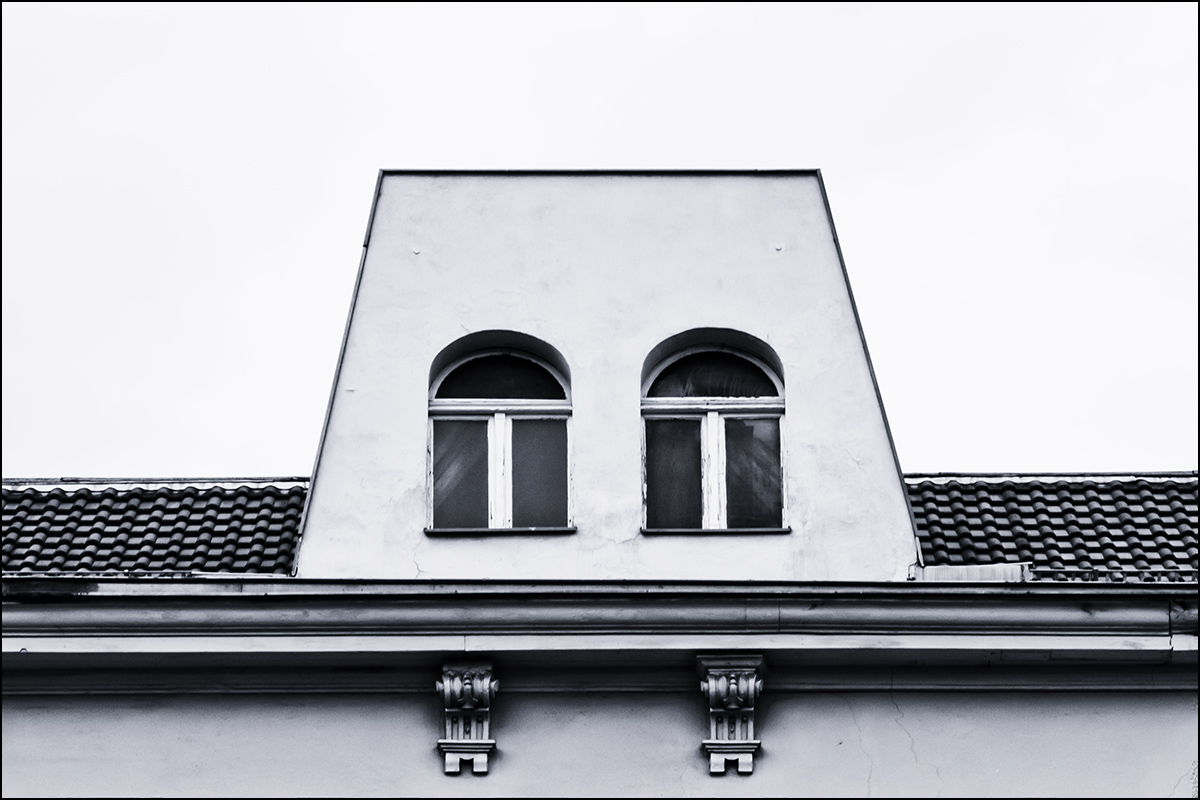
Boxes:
[299,173,916,580]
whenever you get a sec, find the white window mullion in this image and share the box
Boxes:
[501,413,513,527]
[713,412,727,528]
[488,412,513,528]
[702,411,726,529]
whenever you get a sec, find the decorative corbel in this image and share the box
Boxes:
[697,655,765,774]
[436,661,498,774]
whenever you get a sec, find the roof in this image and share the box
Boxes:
[1,479,305,575]
[3,474,1197,581]
[907,473,1198,582]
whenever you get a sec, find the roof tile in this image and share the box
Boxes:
[1,483,304,575]
[908,475,1198,582]
[4,475,1197,582]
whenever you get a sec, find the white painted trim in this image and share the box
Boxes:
[641,398,784,414]
[704,412,725,528]
[565,415,575,527]
[429,399,572,415]
[428,349,573,530]
[2,633,1178,659]
[488,414,505,528]
[777,414,788,529]
[912,564,1032,582]
[429,411,572,530]
[643,411,785,531]
[641,345,787,532]
[426,420,435,529]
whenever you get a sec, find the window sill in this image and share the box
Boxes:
[424,527,577,537]
[640,527,792,535]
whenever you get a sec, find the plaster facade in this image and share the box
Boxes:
[5,690,1194,797]
[299,172,917,582]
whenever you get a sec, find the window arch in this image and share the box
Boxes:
[642,341,786,532]
[428,345,572,533]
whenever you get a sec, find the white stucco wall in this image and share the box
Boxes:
[299,173,917,581]
[5,691,1194,797]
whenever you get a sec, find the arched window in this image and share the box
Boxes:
[642,346,786,532]
[428,350,572,532]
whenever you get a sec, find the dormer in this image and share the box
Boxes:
[297,171,917,581]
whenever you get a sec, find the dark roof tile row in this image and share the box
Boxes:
[907,476,1198,582]
[2,483,304,574]
[3,475,1196,581]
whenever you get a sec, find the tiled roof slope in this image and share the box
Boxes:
[3,475,1197,581]
[2,480,305,575]
[908,474,1198,582]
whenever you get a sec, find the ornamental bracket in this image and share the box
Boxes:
[697,655,765,774]
[436,661,498,774]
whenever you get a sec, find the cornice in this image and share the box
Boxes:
[4,580,1195,693]
[4,580,1194,666]
[4,576,1196,597]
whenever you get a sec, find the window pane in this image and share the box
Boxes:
[725,418,782,528]
[433,420,489,528]
[648,352,778,398]
[436,355,565,399]
[511,419,568,527]
[645,419,703,529]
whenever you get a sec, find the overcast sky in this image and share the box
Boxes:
[3,3,1196,479]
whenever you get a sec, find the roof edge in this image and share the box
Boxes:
[2,477,309,492]
[377,169,823,176]
[905,471,1198,483]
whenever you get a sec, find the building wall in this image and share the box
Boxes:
[5,690,1194,797]
[300,173,917,581]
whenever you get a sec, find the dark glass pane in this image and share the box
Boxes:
[511,419,568,527]
[725,418,782,528]
[645,419,702,528]
[648,352,777,398]
[433,420,488,528]
[436,355,565,399]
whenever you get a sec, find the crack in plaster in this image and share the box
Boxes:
[890,692,944,797]
[845,696,874,797]
[412,554,428,578]
[1166,764,1191,798]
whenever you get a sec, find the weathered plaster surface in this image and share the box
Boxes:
[299,173,916,581]
[4,691,1194,797]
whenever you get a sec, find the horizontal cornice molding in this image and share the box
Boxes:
[5,580,1196,692]
[4,581,1194,661]
[4,577,1196,598]
[4,660,1196,696]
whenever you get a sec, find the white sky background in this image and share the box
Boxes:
[2,3,1197,478]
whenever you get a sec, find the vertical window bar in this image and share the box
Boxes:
[488,412,514,528]
[702,411,727,528]
[501,413,512,527]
